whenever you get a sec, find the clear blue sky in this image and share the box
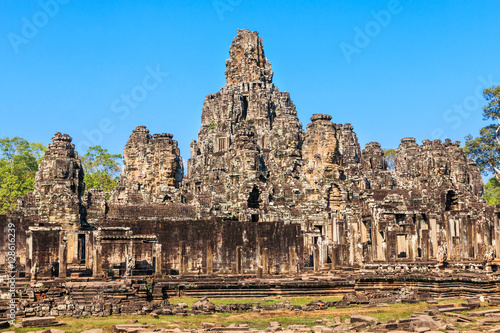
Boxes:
[1,0,500,174]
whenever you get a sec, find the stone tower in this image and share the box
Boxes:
[110,126,184,205]
[184,29,305,222]
[29,132,85,228]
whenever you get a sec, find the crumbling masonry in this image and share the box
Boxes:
[3,29,500,283]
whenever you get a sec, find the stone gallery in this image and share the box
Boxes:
[2,29,500,282]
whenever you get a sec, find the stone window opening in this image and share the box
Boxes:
[445,190,458,211]
[247,185,260,209]
[450,219,460,238]
[396,214,405,225]
[251,214,259,222]
[361,220,372,245]
[241,96,248,120]
[314,225,323,235]
[217,137,228,151]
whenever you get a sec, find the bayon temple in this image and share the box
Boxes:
[2,29,500,282]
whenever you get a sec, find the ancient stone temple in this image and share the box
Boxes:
[2,29,500,283]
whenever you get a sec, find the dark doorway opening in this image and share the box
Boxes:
[78,234,86,264]
[247,185,260,209]
[242,96,248,120]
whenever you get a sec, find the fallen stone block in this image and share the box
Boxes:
[350,322,369,331]
[470,309,500,316]
[114,324,150,333]
[310,326,333,333]
[436,306,469,313]
[22,316,56,328]
[443,312,473,322]
[414,327,431,333]
[350,314,378,324]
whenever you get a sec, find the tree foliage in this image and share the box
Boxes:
[384,148,396,171]
[484,176,500,206]
[0,137,46,214]
[81,146,122,191]
[464,86,500,179]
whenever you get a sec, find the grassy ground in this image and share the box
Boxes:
[168,296,343,307]
[1,297,490,333]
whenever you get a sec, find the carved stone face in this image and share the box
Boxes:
[434,156,448,175]
[55,160,69,179]
[373,156,385,170]
[456,167,467,184]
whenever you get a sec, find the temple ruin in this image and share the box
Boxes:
[2,30,500,312]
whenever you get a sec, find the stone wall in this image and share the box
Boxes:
[98,219,302,275]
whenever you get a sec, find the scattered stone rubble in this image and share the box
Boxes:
[13,298,500,333]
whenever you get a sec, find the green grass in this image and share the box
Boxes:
[4,298,497,333]
[168,295,342,307]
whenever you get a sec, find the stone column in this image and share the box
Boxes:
[26,230,33,277]
[179,241,186,275]
[58,232,67,278]
[236,246,242,274]
[495,211,500,255]
[492,210,500,267]
[289,246,297,275]
[206,241,213,274]
[94,241,102,277]
[154,243,162,276]
[262,248,268,275]
[313,245,320,272]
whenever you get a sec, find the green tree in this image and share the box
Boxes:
[484,176,500,206]
[384,148,396,171]
[0,137,47,214]
[81,146,122,191]
[464,86,500,180]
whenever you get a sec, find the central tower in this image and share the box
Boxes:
[184,29,305,222]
